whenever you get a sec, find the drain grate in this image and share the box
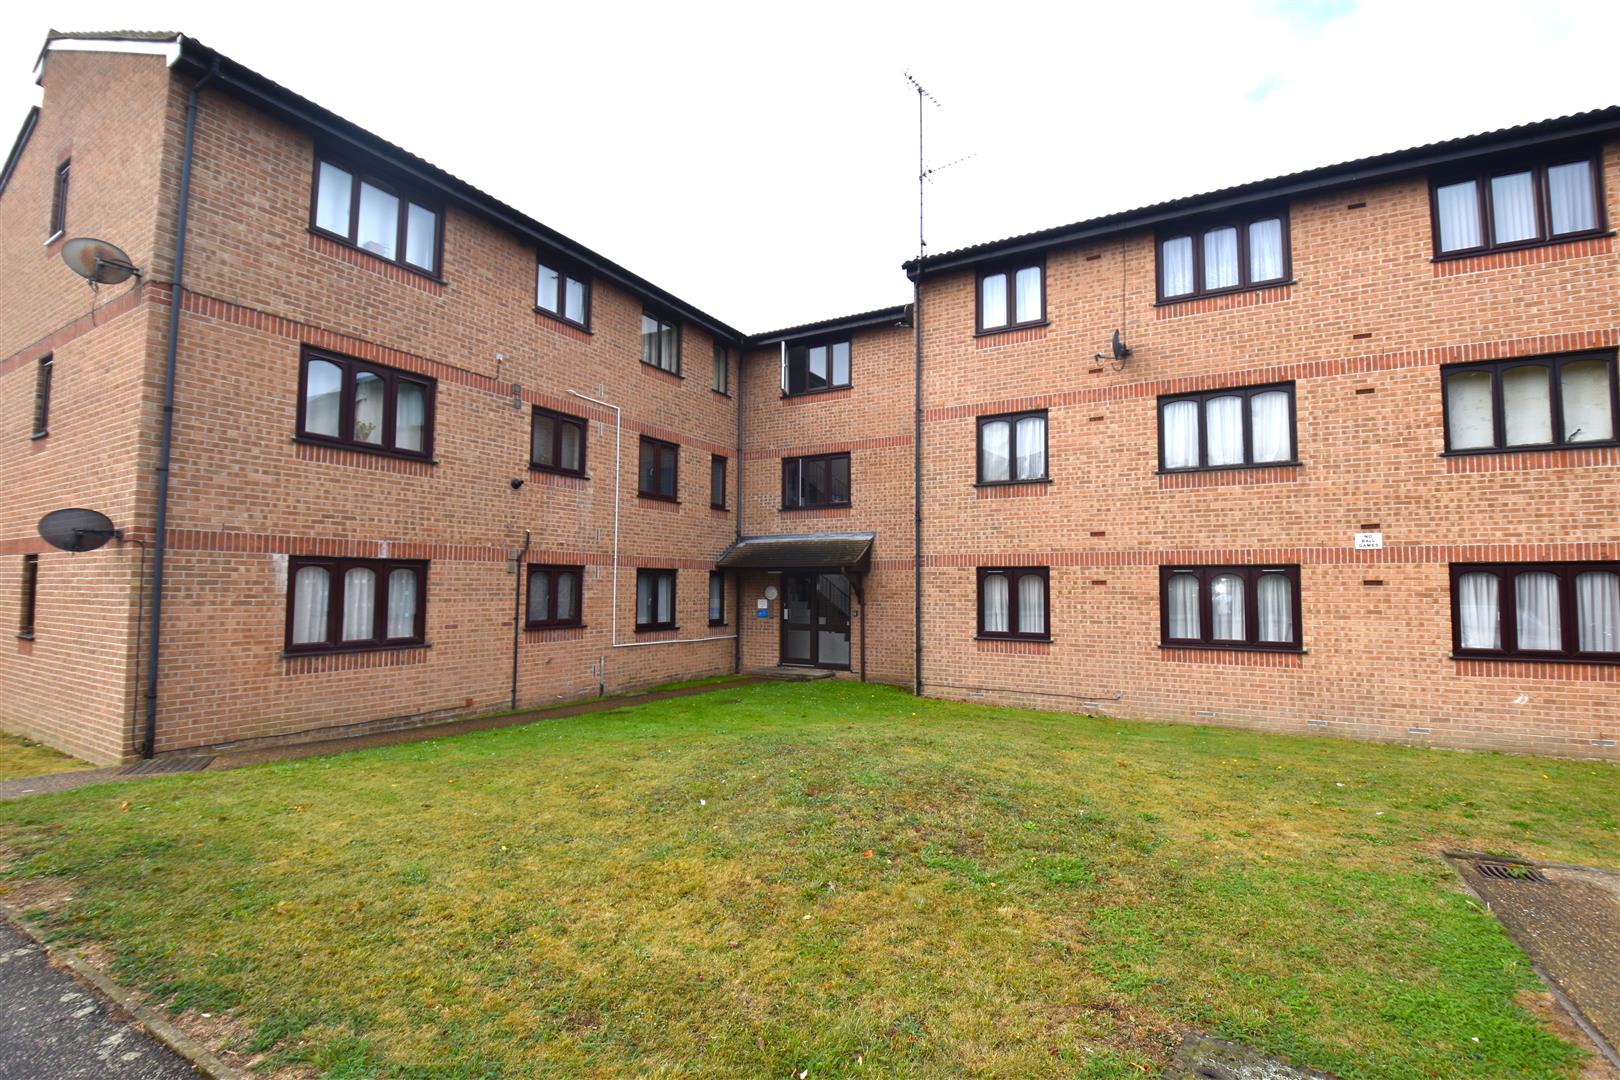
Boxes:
[116,756,213,777]
[1476,861,1549,883]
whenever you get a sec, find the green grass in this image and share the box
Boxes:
[1,682,1616,1078]
[0,732,91,780]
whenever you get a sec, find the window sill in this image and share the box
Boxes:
[780,503,852,512]
[1155,280,1295,307]
[1159,642,1306,654]
[530,464,588,479]
[30,430,48,441]
[711,388,732,399]
[527,623,586,632]
[708,620,727,628]
[1430,230,1615,262]
[1440,442,1620,458]
[532,307,591,333]
[16,632,35,641]
[974,477,1052,489]
[710,503,729,512]
[1156,460,1301,476]
[307,227,444,284]
[281,642,430,660]
[292,435,438,465]
[640,362,683,379]
[637,493,680,504]
[975,634,1051,644]
[635,624,680,634]
[974,320,1049,339]
[782,385,853,400]
[1451,651,1620,666]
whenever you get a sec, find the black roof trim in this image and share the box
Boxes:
[0,106,39,202]
[745,304,912,348]
[905,105,1620,277]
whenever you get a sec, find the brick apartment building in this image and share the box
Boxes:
[2,32,1617,763]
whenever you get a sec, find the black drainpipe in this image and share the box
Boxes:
[511,529,530,710]
[911,282,923,696]
[733,343,744,676]
[142,60,218,759]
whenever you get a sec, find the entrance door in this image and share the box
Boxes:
[780,573,852,669]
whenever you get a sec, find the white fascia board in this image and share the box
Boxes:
[35,36,184,83]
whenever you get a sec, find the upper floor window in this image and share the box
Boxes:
[536,260,589,328]
[18,555,38,639]
[977,567,1049,640]
[1433,154,1603,257]
[1443,351,1616,453]
[311,157,440,275]
[527,565,583,629]
[32,355,52,439]
[782,453,850,509]
[710,454,727,510]
[638,437,679,500]
[978,261,1044,333]
[642,312,680,374]
[287,557,426,653]
[1161,565,1301,651]
[1158,212,1289,301]
[978,410,1047,484]
[531,406,587,476]
[48,160,68,237]
[1452,562,1619,661]
[298,350,435,460]
[712,344,729,394]
[636,569,677,631]
[784,340,850,395]
[1159,383,1295,472]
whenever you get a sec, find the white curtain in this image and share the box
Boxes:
[1205,395,1244,467]
[656,574,675,624]
[404,203,436,271]
[1515,571,1562,651]
[388,569,417,638]
[1015,416,1046,479]
[982,574,1009,632]
[1560,359,1613,443]
[1162,400,1200,469]
[1446,370,1495,449]
[342,567,375,641]
[1457,572,1501,650]
[1547,161,1596,235]
[557,571,577,622]
[1250,390,1291,463]
[291,566,330,645]
[1258,573,1293,643]
[1017,574,1046,635]
[356,182,399,259]
[636,575,654,625]
[353,372,385,445]
[980,419,1010,482]
[1576,571,1619,654]
[560,422,582,471]
[1168,574,1199,639]
[564,278,586,324]
[831,342,851,386]
[1161,237,1193,297]
[980,273,1008,328]
[314,162,353,235]
[528,571,550,622]
[1014,266,1041,323]
[304,360,342,438]
[1490,172,1538,245]
[536,263,559,311]
[1203,227,1239,290]
[1248,218,1283,282]
[1435,181,1481,252]
[396,382,426,453]
[1210,573,1246,640]
[1502,365,1552,446]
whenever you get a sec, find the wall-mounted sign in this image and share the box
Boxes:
[756,598,770,618]
[1354,531,1384,550]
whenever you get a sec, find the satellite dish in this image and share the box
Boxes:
[61,237,142,285]
[1111,329,1133,362]
[37,508,121,553]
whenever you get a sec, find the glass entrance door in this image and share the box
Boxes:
[780,573,852,669]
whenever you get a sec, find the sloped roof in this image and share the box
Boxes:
[745,304,912,348]
[716,532,875,572]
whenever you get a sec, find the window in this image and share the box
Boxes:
[18,555,37,639]
[636,569,677,631]
[310,156,441,275]
[638,437,679,500]
[1158,212,1289,301]
[977,567,1049,640]
[782,453,850,510]
[32,355,52,438]
[977,261,1045,333]
[712,343,729,394]
[1160,566,1301,651]
[710,454,727,509]
[531,406,587,476]
[48,159,68,237]
[1452,563,1620,661]
[286,557,426,652]
[709,571,726,625]
[1443,351,1617,453]
[1432,154,1603,256]
[977,410,1047,484]
[641,312,680,374]
[526,565,583,629]
[784,339,851,395]
[297,350,435,460]
[1158,383,1296,472]
[535,259,589,328]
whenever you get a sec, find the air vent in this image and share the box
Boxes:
[1476,861,1548,883]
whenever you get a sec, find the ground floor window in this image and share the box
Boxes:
[636,569,677,630]
[1452,562,1620,660]
[527,565,583,628]
[977,567,1049,640]
[1160,565,1300,650]
[18,554,38,638]
[287,557,427,652]
[709,571,725,625]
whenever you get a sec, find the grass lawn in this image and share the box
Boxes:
[0,682,1616,1078]
[0,732,92,781]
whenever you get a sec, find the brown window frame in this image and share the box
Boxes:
[637,436,679,501]
[710,454,727,510]
[1429,152,1607,260]
[530,406,588,477]
[712,343,729,395]
[535,258,591,329]
[1156,210,1291,303]
[635,568,678,631]
[1157,382,1298,472]
[296,349,437,461]
[975,259,1046,334]
[1440,351,1620,455]
[48,159,68,237]
[782,452,851,510]
[976,409,1049,485]
[708,570,726,626]
[32,355,52,439]
[18,554,38,639]
[309,153,443,277]
[1450,562,1620,662]
[284,556,428,654]
[976,567,1051,641]
[1159,565,1302,652]
[526,564,584,630]
[641,311,681,375]
[784,338,852,396]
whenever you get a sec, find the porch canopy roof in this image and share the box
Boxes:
[715,532,874,575]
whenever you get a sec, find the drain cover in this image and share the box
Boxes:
[116,756,213,777]
[1475,861,1549,883]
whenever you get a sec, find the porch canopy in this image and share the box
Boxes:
[715,532,874,575]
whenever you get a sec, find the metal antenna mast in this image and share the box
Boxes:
[904,71,939,697]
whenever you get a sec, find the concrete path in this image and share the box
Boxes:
[0,920,198,1079]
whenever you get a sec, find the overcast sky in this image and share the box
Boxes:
[6,1,1617,332]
